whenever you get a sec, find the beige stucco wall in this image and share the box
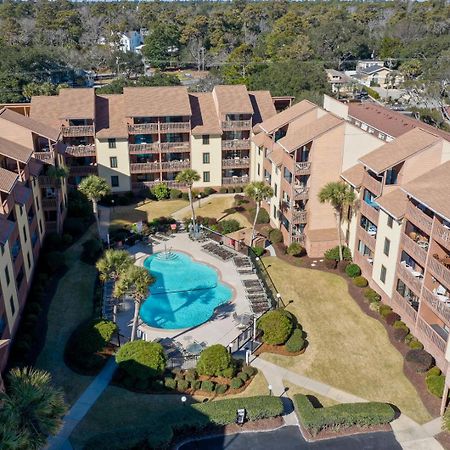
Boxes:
[250,141,265,182]
[0,243,19,332]
[268,162,282,227]
[191,135,222,188]
[15,202,34,283]
[322,95,349,119]
[31,176,46,241]
[372,209,402,298]
[96,138,131,192]
[343,190,360,256]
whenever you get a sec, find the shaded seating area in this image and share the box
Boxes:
[233,256,254,275]
[202,242,235,261]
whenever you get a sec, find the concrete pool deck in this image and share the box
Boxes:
[114,233,255,350]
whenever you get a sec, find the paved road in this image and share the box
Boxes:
[179,426,402,450]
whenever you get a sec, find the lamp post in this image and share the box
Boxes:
[228,343,233,354]
[197,194,202,208]
[268,384,273,396]
[276,292,281,308]
[181,395,187,407]
[111,199,115,213]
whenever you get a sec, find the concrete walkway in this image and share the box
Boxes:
[251,358,444,450]
[98,205,111,241]
[47,358,117,450]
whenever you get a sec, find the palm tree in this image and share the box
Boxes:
[46,165,69,180]
[96,249,133,283]
[244,181,274,246]
[318,181,356,261]
[78,175,111,234]
[114,265,155,341]
[175,169,200,226]
[0,367,66,450]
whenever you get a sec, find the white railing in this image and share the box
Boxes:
[400,233,428,266]
[62,125,94,137]
[406,202,433,235]
[222,158,250,168]
[128,123,158,134]
[65,145,96,157]
[129,143,160,154]
[221,120,252,130]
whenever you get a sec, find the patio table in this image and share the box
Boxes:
[185,341,204,355]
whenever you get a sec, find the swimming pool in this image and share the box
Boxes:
[140,251,232,329]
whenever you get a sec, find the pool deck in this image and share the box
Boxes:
[114,233,255,350]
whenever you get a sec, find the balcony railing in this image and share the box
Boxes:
[69,165,97,175]
[293,186,309,200]
[360,200,379,227]
[221,120,252,130]
[131,180,187,190]
[362,171,382,196]
[62,125,94,137]
[357,226,376,251]
[406,202,433,235]
[400,233,428,267]
[221,139,251,150]
[295,162,311,175]
[428,256,450,289]
[42,197,57,209]
[292,209,307,223]
[222,158,250,168]
[433,220,450,249]
[397,263,423,295]
[161,161,190,171]
[128,123,158,134]
[65,145,96,157]
[33,150,55,164]
[130,162,160,174]
[222,176,249,185]
[392,291,418,323]
[159,122,190,133]
[38,176,61,187]
[129,143,160,154]
[291,233,305,244]
[422,286,450,325]
[416,316,447,354]
[160,142,190,152]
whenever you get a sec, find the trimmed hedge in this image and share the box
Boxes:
[287,242,304,257]
[230,377,244,389]
[385,312,401,326]
[324,246,352,262]
[285,328,305,353]
[393,328,409,342]
[268,228,283,244]
[405,349,434,373]
[353,276,368,288]
[363,288,381,303]
[379,304,393,319]
[257,309,294,345]
[426,374,445,398]
[294,394,395,436]
[197,344,233,377]
[345,263,361,278]
[200,380,216,392]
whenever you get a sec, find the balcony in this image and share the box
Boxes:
[65,145,96,157]
[131,180,187,191]
[400,233,428,267]
[360,200,379,227]
[130,162,161,174]
[293,186,309,201]
[416,316,447,354]
[291,233,305,244]
[160,142,190,152]
[38,175,61,188]
[161,160,190,171]
[42,197,57,210]
[397,262,423,295]
[33,150,55,164]
[159,122,190,133]
[128,123,158,134]
[392,291,418,323]
[222,139,251,150]
[69,165,97,176]
[222,175,249,185]
[129,143,160,154]
[406,203,433,235]
[428,256,450,289]
[221,120,252,131]
[433,220,450,249]
[222,158,250,169]
[295,162,311,175]
[422,286,450,325]
[362,171,382,196]
[292,209,307,224]
[357,226,376,250]
[62,125,94,137]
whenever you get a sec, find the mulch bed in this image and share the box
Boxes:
[254,343,306,357]
[436,432,450,450]
[299,422,392,442]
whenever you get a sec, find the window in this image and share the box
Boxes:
[387,215,393,228]
[202,135,210,145]
[9,296,15,316]
[257,163,260,176]
[0,314,5,336]
[111,176,119,187]
[27,252,31,269]
[203,171,210,183]
[5,266,10,286]
[23,225,27,243]
[110,157,118,168]
[36,196,40,210]
[273,205,277,218]
[380,265,387,283]
[108,138,116,149]
[202,153,210,164]
[274,183,278,197]
[39,219,43,234]
[383,238,390,256]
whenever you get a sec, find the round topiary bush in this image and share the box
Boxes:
[268,228,283,244]
[164,377,177,390]
[393,327,409,343]
[426,375,445,398]
[379,304,393,319]
[169,188,182,199]
[250,207,270,224]
[219,366,236,379]
[363,288,381,303]
[116,341,166,381]
[285,328,305,353]
[324,246,352,262]
[405,349,434,373]
[191,380,201,391]
[409,339,424,350]
[238,371,249,382]
[393,321,409,332]
[427,366,441,378]
[185,368,198,382]
[353,276,368,288]
[197,344,233,377]
[385,312,401,326]
[242,366,257,377]
[200,380,216,392]
[177,379,189,392]
[345,263,361,278]
[216,384,228,395]
[287,242,304,257]
[257,310,294,345]
[230,377,244,389]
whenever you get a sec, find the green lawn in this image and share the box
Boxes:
[36,229,98,405]
[262,257,432,424]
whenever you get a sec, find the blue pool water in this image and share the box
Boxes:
[140,251,232,329]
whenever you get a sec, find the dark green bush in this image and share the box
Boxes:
[191,380,201,391]
[81,238,103,264]
[116,341,166,381]
[216,384,229,394]
[345,263,361,278]
[177,379,189,392]
[426,375,445,398]
[197,344,233,376]
[405,349,434,373]
[219,366,235,379]
[257,309,294,345]
[238,371,249,382]
[408,338,424,350]
[250,207,270,224]
[379,304,393,318]
[385,312,401,326]
[63,217,86,237]
[393,328,409,342]
[217,219,241,234]
[204,187,216,196]
[294,394,395,436]
[44,251,65,273]
[181,192,190,201]
[252,246,265,257]
[135,378,149,391]
[219,187,227,194]
[353,276,368,288]
[363,288,381,303]
[230,377,244,389]
[287,242,304,257]
[427,366,442,377]
[200,380,216,392]
[324,246,352,261]
[268,228,283,244]
[185,368,198,382]
[164,377,177,390]
[170,188,182,199]
[393,320,409,332]
[45,232,63,250]
[242,366,257,377]
[152,183,170,200]
[285,328,306,353]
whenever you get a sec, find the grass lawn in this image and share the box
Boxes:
[283,381,338,407]
[110,199,188,230]
[36,229,98,405]
[262,257,432,424]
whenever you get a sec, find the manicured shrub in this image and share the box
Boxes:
[238,371,249,382]
[44,251,65,273]
[185,368,198,382]
[250,207,270,224]
[235,186,243,193]
[294,394,395,436]
[345,263,361,278]
[228,187,235,194]
[268,228,283,244]
[200,380,216,392]
[352,276,368,288]
[164,377,177,390]
[116,341,166,381]
[219,366,235,379]
[177,379,189,392]
[204,187,216,196]
[408,337,424,350]
[379,304,393,319]
[63,217,86,237]
[217,219,241,234]
[174,372,185,381]
[426,375,445,398]
[285,328,306,353]
[216,384,229,394]
[181,192,190,201]
[135,378,149,391]
[393,320,409,332]
[242,366,257,377]
[152,183,170,200]
[385,312,401,326]
[257,310,294,345]
[81,238,103,264]
[393,327,409,343]
[230,377,244,389]
[427,366,442,378]
[170,188,182,199]
[197,344,233,377]
[363,288,381,303]
[324,246,352,262]
[191,380,201,391]
[252,246,265,257]
[287,242,304,257]
[324,259,337,269]
[405,349,434,373]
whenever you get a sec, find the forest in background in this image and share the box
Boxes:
[0,0,449,105]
